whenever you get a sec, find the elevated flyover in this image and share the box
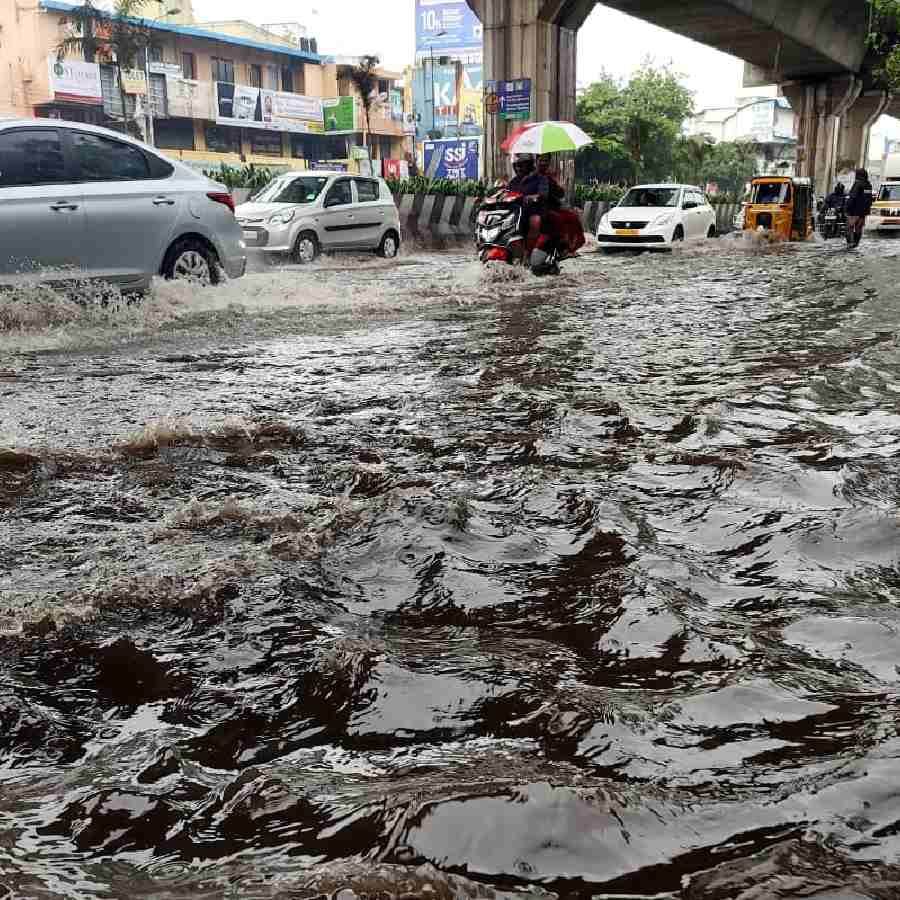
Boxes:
[467,0,887,190]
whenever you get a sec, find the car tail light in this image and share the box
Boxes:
[207,192,235,214]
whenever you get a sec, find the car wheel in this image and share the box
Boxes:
[292,231,320,264]
[163,238,220,285]
[672,225,685,242]
[377,230,400,258]
[707,223,717,238]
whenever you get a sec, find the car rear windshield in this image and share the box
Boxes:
[751,182,790,204]
[878,184,900,202]
[620,187,679,208]
[253,176,329,204]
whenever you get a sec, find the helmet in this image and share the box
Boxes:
[512,153,535,176]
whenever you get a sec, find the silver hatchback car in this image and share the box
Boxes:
[236,171,402,263]
[0,119,246,292]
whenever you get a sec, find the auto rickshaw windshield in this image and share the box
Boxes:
[752,181,791,205]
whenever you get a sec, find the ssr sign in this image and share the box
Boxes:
[424,138,480,180]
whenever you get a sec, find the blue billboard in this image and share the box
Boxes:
[424,138,480,180]
[415,0,483,57]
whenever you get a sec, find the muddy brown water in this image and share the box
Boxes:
[2,237,900,899]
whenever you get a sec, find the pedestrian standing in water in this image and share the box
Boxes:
[845,168,874,249]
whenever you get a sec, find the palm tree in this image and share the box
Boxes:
[348,55,380,152]
[55,0,152,135]
[675,134,714,184]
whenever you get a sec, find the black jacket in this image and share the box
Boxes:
[846,178,874,216]
[824,190,846,211]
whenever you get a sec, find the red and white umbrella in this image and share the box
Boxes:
[501,121,593,155]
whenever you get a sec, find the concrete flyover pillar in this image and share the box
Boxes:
[466,1,587,181]
[837,90,891,176]
[781,75,865,196]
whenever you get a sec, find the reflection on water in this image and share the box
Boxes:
[2,239,900,898]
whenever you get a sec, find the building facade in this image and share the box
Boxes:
[0,0,409,174]
[684,96,798,176]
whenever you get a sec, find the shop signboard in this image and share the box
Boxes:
[148,61,182,77]
[423,137,479,180]
[48,56,102,104]
[164,76,213,119]
[215,82,323,133]
[311,161,348,171]
[120,69,147,95]
[415,0,482,57]
[484,79,531,121]
[323,96,357,133]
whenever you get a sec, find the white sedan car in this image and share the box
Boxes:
[597,183,717,251]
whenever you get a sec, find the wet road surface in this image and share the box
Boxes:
[2,235,900,898]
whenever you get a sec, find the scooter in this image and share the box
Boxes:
[474,190,571,276]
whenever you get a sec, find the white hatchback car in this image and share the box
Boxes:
[236,171,402,263]
[596,183,717,251]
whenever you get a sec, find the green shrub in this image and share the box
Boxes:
[203,163,275,191]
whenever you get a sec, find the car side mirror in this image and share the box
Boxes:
[324,196,341,208]
[683,201,696,210]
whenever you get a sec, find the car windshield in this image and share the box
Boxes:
[878,184,900,202]
[752,182,790,204]
[620,187,679,208]
[252,176,329,204]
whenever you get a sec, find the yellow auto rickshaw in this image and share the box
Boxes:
[743,176,814,241]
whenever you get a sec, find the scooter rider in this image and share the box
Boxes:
[507,154,549,247]
[536,153,585,255]
[825,181,846,212]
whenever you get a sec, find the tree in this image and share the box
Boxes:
[674,134,714,185]
[867,1,900,90]
[699,141,760,197]
[576,62,694,184]
[55,0,152,136]
[348,55,380,151]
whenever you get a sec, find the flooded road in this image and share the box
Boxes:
[3,236,900,899]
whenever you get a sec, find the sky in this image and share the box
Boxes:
[190,0,900,137]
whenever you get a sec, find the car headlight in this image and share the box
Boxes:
[651,213,674,226]
[599,213,610,229]
[268,210,296,226]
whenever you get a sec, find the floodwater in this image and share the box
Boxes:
[2,235,900,899]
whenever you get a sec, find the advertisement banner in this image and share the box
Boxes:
[415,0,482,57]
[48,56,102,104]
[323,96,357,133]
[164,76,213,119]
[432,63,459,129]
[390,88,404,121]
[458,86,482,131]
[120,69,147,95]
[423,138,479,180]
[383,159,402,179]
[216,82,323,133]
